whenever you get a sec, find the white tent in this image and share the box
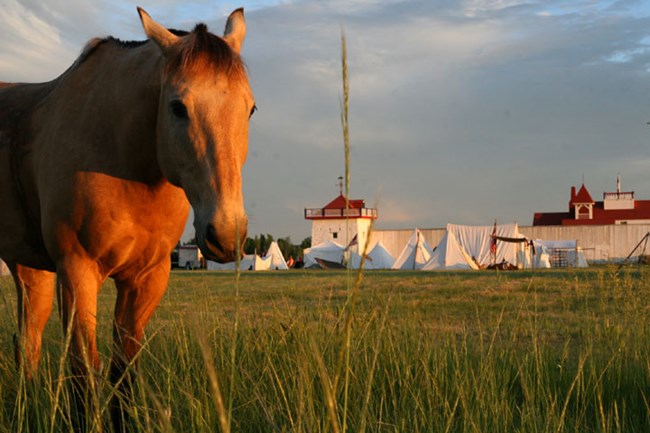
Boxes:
[0,259,8,276]
[348,241,395,270]
[391,229,434,270]
[530,239,588,268]
[264,241,289,270]
[303,240,345,268]
[517,243,551,269]
[207,254,272,271]
[422,230,479,270]
[253,254,272,271]
[422,223,523,271]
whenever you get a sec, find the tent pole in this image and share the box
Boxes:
[616,232,650,274]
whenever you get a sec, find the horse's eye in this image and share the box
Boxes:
[249,104,257,118]
[170,100,188,119]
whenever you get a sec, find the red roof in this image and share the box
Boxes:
[534,182,650,226]
[533,212,566,226]
[570,184,594,205]
[323,194,365,210]
[534,199,650,226]
[304,194,377,220]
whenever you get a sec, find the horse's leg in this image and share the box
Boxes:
[109,261,169,433]
[9,263,56,377]
[56,256,104,432]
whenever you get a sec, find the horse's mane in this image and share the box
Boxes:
[167,24,245,78]
[107,28,189,49]
[75,24,244,78]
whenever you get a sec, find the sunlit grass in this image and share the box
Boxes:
[1,267,650,432]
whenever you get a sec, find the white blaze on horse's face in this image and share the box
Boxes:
[139,8,253,262]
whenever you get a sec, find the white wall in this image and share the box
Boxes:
[371,224,650,264]
[311,219,358,247]
[519,224,650,263]
[310,218,375,251]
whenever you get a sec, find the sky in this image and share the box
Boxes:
[2,0,650,243]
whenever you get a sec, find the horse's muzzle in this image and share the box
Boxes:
[201,223,246,263]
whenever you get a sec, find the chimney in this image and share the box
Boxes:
[570,186,576,210]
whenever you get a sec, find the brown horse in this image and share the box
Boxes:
[0,7,254,431]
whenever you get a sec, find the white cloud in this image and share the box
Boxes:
[461,0,531,17]
[0,0,73,81]
[3,0,650,242]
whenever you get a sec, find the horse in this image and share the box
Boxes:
[0,7,254,431]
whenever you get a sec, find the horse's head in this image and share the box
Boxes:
[138,8,254,263]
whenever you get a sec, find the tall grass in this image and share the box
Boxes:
[1,268,650,432]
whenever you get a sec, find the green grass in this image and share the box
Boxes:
[1,267,649,432]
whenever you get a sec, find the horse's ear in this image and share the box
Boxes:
[223,8,246,54]
[137,7,179,52]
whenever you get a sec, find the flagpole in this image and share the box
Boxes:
[490,219,497,266]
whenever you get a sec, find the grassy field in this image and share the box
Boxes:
[1,266,649,432]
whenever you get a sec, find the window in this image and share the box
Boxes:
[332,232,338,239]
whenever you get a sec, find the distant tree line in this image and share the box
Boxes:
[243,234,311,260]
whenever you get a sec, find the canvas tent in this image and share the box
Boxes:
[348,241,395,270]
[423,223,523,270]
[391,229,434,270]
[207,254,272,271]
[517,242,550,269]
[530,239,588,268]
[264,241,289,270]
[422,229,479,270]
[0,260,8,276]
[303,240,345,268]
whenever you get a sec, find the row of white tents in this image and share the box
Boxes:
[303,240,396,270]
[207,241,290,271]
[304,223,588,270]
[203,224,588,271]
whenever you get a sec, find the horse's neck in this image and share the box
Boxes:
[41,41,165,183]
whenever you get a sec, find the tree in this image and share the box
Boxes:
[277,236,301,259]
[259,234,266,254]
[243,237,256,255]
[241,234,309,261]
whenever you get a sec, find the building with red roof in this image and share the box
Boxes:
[533,177,650,226]
[304,194,375,220]
[304,180,378,249]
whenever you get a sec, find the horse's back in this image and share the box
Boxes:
[0,81,55,134]
[0,81,57,270]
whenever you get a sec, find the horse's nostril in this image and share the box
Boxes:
[206,225,224,253]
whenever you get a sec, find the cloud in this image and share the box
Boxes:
[242,0,650,239]
[0,0,72,81]
[2,0,650,242]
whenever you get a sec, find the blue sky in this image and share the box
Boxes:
[2,0,650,242]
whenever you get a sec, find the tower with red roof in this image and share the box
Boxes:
[304,179,378,250]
